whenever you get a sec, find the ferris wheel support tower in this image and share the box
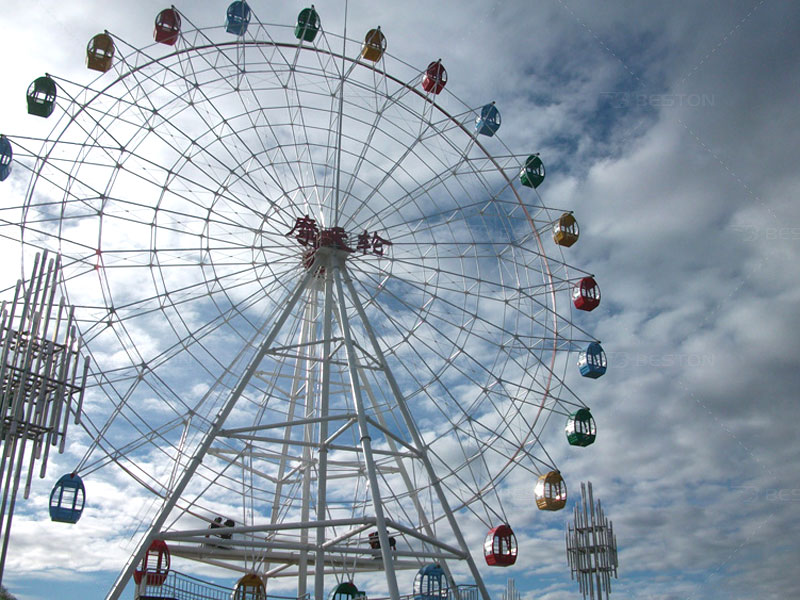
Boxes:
[107,248,491,600]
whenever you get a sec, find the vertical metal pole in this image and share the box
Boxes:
[0,433,21,586]
[314,266,334,600]
[332,1,348,226]
[587,483,603,600]
[351,359,460,588]
[336,310,461,590]
[298,284,319,598]
[264,289,312,543]
[332,265,400,600]
[581,483,594,600]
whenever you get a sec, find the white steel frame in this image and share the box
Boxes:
[0,7,602,600]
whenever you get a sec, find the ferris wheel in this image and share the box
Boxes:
[0,4,607,600]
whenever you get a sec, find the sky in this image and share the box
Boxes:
[1,1,800,600]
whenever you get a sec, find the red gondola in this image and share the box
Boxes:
[572,276,600,311]
[422,60,447,94]
[154,8,182,45]
[133,539,170,586]
[484,524,517,566]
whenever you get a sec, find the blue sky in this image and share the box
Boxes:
[1,1,799,600]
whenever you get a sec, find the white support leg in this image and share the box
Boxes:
[333,264,401,600]
[314,268,334,600]
[341,269,491,600]
[106,269,316,600]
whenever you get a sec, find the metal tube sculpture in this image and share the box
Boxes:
[565,482,619,600]
[502,578,521,600]
[0,252,89,583]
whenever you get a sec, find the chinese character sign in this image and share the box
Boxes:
[286,217,391,257]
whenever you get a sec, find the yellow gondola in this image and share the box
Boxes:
[361,27,386,62]
[535,470,567,511]
[553,212,579,247]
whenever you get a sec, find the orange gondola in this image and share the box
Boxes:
[86,33,115,72]
[233,573,266,600]
[553,212,579,247]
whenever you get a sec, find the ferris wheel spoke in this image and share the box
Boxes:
[77,377,194,485]
[217,56,317,212]
[329,66,419,224]
[106,45,304,228]
[244,31,350,206]
[279,68,339,220]
[341,125,469,232]
[353,257,555,356]
[76,261,294,366]
[349,271,508,428]
[350,265,569,437]
[20,121,292,247]
[353,157,512,238]
[337,103,413,224]
[370,244,587,344]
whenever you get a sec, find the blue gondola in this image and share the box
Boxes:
[49,473,86,523]
[414,564,446,600]
[475,102,501,136]
[0,136,12,182]
[578,342,606,379]
[295,6,320,42]
[27,75,57,118]
[226,1,251,36]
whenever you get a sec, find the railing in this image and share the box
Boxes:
[136,570,231,600]
[136,572,478,600]
[363,585,479,600]
[136,570,299,600]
